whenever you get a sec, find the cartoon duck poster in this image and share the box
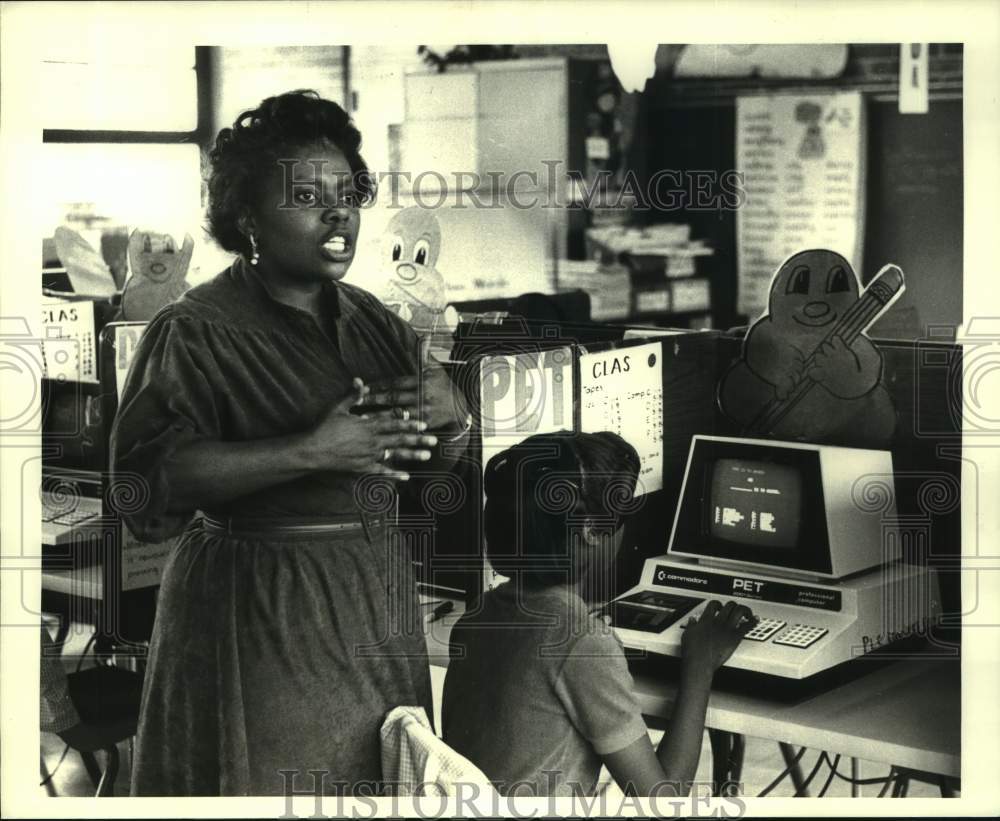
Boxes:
[718,249,904,448]
[375,207,458,360]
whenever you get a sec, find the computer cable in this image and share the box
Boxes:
[756,744,806,797]
[792,749,829,797]
[820,751,895,786]
[816,753,841,797]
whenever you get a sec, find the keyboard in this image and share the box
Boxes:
[772,623,829,649]
[42,492,103,546]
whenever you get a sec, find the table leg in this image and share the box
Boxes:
[708,729,731,796]
[891,771,910,797]
[79,750,103,788]
[39,757,57,797]
[938,775,957,798]
[53,617,70,650]
[779,742,809,797]
[708,729,744,796]
[851,757,859,797]
[96,746,119,797]
[889,767,957,798]
[729,734,746,792]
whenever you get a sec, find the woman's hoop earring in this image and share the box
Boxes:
[249,233,260,266]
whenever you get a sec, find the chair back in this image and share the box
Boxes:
[380,705,497,797]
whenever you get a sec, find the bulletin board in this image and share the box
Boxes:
[640,87,963,338]
[862,98,963,340]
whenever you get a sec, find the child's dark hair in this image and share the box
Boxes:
[483,431,640,588]
[206,90,375,258]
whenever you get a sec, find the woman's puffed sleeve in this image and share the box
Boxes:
[109,311,221,542]
[359,287,423,374]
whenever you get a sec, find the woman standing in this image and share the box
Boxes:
[112,91,468,795]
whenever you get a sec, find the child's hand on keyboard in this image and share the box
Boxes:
[680,600,755,682]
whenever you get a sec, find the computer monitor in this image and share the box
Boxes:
[669,435,899,580]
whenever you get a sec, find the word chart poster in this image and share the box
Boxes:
[41,297,98,383]
[736,91,866,318]
[580,342,664,496]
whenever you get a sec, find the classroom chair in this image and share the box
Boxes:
[380,705,498,797]
[45,664,144,796]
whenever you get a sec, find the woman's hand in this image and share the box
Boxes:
[161,379,440,513]
[363,368,465,432]
[306,379,439,479]
[680,600,755,682]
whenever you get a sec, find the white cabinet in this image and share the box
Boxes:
[404,71,478,120]
[399,59,569,193]
[399,119,479,184]
[392,58,579,297]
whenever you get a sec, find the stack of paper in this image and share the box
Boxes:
[585,224,714,278]
[552,258,631,321]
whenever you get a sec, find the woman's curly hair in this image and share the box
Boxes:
[205,90,375,257]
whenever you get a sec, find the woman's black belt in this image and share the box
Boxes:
[201,513,383,539]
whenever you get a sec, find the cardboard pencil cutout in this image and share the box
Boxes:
[121,229,193,321]
[718,249,903,447]
[377,207,458,358]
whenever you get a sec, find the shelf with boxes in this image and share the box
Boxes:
[553,223,716,327]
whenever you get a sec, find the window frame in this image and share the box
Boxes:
[42,47,214,151]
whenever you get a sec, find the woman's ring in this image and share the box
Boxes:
[394,406,410,422]
[401,408,410,422]
[382,448,392,462]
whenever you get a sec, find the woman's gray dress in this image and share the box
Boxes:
[112,259,433,795]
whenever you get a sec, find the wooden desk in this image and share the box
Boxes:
[424,596,960,785]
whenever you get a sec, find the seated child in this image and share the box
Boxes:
[442,431,754,797]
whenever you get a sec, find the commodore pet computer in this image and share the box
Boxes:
[606,435,942,681]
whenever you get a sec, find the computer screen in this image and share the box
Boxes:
[671,437,833,576]
[42,380,106,475]
[708,458,802,549]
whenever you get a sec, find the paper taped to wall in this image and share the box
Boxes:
[736,92,866,318]
[580,342,664,495]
